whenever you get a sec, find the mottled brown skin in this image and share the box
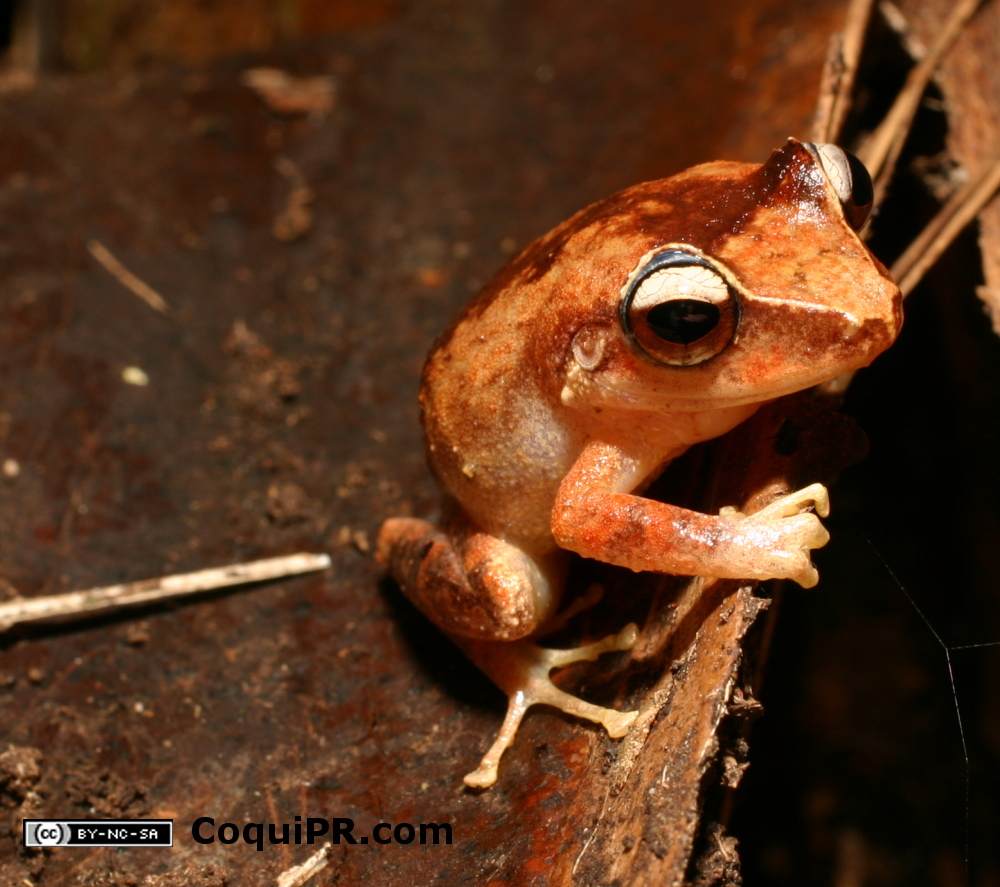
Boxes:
[377,140,901,786]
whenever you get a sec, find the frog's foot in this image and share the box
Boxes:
[459,623,639,789]
[719,482,831,588]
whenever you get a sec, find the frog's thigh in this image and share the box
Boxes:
[376,517,549,642]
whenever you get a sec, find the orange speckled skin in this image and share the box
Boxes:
[378,139,901,643]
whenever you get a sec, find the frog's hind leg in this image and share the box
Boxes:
[377,516,638,787]
[458,624,639,789]
[376,515,556,641]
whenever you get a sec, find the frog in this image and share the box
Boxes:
[376,139,902,788]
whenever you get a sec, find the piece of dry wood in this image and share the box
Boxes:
[242,68,337,117]
[275,843,331,887]
[571,580,767,883]
[895,0,1000,334]
[87,239,173,316]
[893,152,1000,295]
[857,0,982,203]
[272,156,315,242]
[0,553,331,632]
[813,0,876,143]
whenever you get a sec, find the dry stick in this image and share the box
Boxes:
[859,0,983,204]
[276,843,331,887]
[812,38,844,144]
[812,0,875,144]
[819,0,990,397]
[893,154,1000,296]
[87,239,173,316]
[0,553,331,632]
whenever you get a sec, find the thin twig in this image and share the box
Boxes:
[813,37,847,144]
[276,843,331,887]
[858,0,982,205]
[0,553,331,632]
[87,239,173,316]
[892,153,1000,296]
[812,0,875,144]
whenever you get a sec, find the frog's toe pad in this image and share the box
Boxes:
[603,708,639,738]
[464,763,500,789]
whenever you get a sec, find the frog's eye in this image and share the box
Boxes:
[806,142,874,231]
[621,250,739,367]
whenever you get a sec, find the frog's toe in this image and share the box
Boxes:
[780,514,828,586]
[805,514,831,549]
[800,482,831,518]
[795,563,820,589]
[542,621,638,667]
[722,482,829,524]
[464,761,501,790]
[757,482,830,520]
[718,504,745,517]
[774,511,831,552]
[603,708,639,738]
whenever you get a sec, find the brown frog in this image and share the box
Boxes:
[377,139,902,787]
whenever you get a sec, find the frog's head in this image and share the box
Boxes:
[559,139,902,413]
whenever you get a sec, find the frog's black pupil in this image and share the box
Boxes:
[646,299,720,344]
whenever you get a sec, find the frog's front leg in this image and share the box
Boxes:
[552,441,831,588]
[376,514,639,786]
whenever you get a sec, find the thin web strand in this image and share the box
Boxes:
[863,534,971,886]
